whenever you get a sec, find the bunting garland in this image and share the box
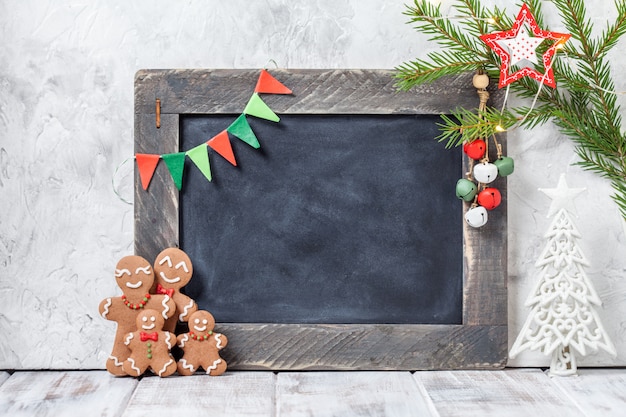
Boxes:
[135,70,292,191]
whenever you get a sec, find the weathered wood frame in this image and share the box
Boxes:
[134,69,507,370]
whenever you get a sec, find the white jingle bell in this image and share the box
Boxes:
[473,162,498,184]
[465,206,488,228]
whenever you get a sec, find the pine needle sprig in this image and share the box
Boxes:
[395,0,626,219]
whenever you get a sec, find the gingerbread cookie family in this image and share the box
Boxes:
[99,248,227,377]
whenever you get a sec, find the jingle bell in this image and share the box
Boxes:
[463,139,486,160]
[477,187,502,210]
[494,156,514,177]
[473,162,498,184]
[455,179,478,202]
[464,206,488,228]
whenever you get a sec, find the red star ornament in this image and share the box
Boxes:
[480,3,570,88]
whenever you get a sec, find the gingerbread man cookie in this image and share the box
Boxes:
[153,247,198,332]
[177,310,228,376]
[122,309,177,377]
[99,255,176,376]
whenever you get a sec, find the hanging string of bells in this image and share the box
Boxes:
[455,70,514,228]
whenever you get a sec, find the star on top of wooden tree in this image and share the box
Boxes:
[539,173,586,218]
[480,3,571,88]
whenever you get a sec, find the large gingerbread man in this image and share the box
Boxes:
[122,309,177,377]
[153,247,198,332]
[99,255,176,376]
[177,310,228,376]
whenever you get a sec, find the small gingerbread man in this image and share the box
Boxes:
[122,309,177,377]
[99,255,176,376]
[153,247,198,332]
[177,310,228,376]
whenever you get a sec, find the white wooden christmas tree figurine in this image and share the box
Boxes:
[509,174,616,376]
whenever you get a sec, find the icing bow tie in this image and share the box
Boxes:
[156,284,175,297]
[140,331,158,342]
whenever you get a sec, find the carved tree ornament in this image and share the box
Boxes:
[509,174,616,376]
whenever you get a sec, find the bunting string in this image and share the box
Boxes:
[135,69,292,191]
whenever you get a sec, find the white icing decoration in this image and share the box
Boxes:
[179,359,195,373]
[175,261,189,273]
[215,334,224,349]
[179,300,195,321]
[193,324,207,332]
[161,296,171,319]
[159,271,181,284]
[205,358,222,375]
[125,280,143,289]
[101,298,112,318]
[115,268,131,278]
[124,333,134,345]
[158,359,174,377]
[109,355,123,368]
[178,334,189,348]
[135,266,152,275]
[159,255,173,267]
[141,323,155,330]
[127,357,141,376]
[165,333,173,350]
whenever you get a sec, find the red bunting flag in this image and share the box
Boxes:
[135,154,161,190]
[207,130,237,166]
[255,69,292,94]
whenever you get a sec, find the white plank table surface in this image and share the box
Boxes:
[276,371,434,417]
[0,369,624,416]
[0,370,137,417]
[412,368,586,417]
[0,371,9,386]
[122,371,276,417]
[548,369,626,417]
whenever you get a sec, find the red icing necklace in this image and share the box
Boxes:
[189,330,213,341]
[122,293,151,310]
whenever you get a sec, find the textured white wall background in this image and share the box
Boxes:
[0,0,624,369]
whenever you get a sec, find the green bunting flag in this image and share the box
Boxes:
[227,114,261,149]
[161,152,186,190]
[244,93,280,122]
[134,69,291,192]
[186,144,212,182]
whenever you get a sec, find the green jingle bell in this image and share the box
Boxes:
[456,178,478,202]
[494,156,514,177]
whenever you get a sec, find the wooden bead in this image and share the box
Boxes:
[473,73,490,89]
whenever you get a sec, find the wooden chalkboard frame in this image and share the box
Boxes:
[134,69,507,370]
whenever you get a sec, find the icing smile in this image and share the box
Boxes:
[194,325,207,332]
[159,272,181,284]
[126,281,143,289]
[142,323,155,330]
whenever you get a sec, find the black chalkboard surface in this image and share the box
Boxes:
[179,114,463,324]
[134,69,508,370]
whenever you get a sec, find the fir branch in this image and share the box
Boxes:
[595,0,626,58]
[436,107,519,148]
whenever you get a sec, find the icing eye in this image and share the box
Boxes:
[159,255,173,267]
[135,266,152,275]
[142,316,148,322]
[194,318,200,324]
[174,261,189,273]
[115,268,131,278]
[202,319,208,325]
[151,316,156,322]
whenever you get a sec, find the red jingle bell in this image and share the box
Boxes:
[463,139,486,160]
[477,187,502,210]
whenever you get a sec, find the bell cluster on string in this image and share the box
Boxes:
[455,73,514,228]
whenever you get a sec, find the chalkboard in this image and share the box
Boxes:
[179,114,463,324]
[134,69,508,370]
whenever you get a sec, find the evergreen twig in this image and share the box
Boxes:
[395,0,626,220]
